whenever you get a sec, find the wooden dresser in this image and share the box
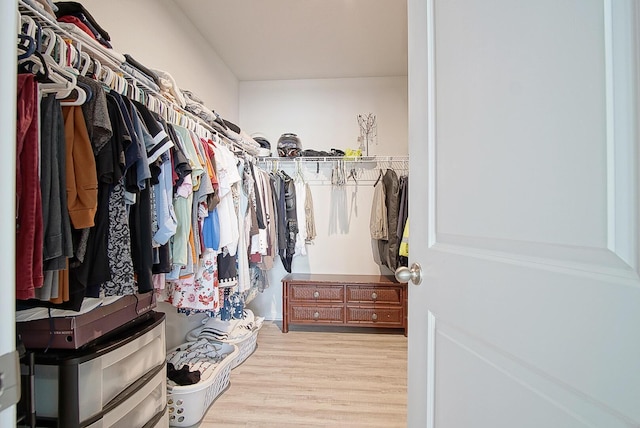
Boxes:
[282,273,407,335]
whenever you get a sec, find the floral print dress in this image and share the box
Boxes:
[164,248,220,315]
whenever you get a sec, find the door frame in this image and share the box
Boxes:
[0,0,18,426]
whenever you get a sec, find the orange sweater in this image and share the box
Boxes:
[63,105,98,229]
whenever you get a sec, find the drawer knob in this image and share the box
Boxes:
[371,313,378,321]
[371,292,378,300]
[313,291,320,298]
[313,311,320,319]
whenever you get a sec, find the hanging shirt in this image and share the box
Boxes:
[153,152,177,246]
[174,125,205,191]
[236,159,251,293]
[214,144,241,256]
[109,92,142,192]
[40,95,72,273]
[132,100,173,164]
[78,75,112,155]
[16,74,44,300]
[370,176,388,240]
[56,104,97,302]
[294,180,307,257]
[128,103,152,189]
[378,169,400,271]
[202,207,220,251]
[399,219,409,257]
[305,183,317,242]
[250,167,269,258]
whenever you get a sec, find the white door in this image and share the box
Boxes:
[406,0,640,427]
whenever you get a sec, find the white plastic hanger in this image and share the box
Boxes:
[79,51,92,76]
[35,29,84,101]
[59,84,87,106]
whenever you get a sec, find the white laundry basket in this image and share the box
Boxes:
[220,324,262,369]
[166,343,238,427]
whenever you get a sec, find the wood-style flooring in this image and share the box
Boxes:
[197,322,407,428]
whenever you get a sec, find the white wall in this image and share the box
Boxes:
[239,77,408,320]
[81,0,239,121]
[240,77,408,156]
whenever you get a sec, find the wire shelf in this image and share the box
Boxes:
[256,155,408,184]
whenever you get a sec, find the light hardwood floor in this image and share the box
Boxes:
[197,322,407,428]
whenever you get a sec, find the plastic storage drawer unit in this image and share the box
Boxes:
[31,312,167,427]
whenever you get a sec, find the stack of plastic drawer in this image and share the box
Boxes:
[24,312,168,428]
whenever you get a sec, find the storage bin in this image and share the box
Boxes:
[166,343,238,427]
[85,364,167,428]
[31,312,166,427]
[150,405,170,428]
[17,292,157,349]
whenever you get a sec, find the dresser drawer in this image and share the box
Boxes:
[346,285,402,304]
[289,284,344,303]
[282,274,407,335]
[289,305,344,323]
[346,307,404,325]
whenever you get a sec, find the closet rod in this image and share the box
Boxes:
[256,155,409,184]
[257,155,409,165]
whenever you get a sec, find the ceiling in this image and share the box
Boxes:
[171,0,408,81]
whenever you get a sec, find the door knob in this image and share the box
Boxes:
[395,263,423,285]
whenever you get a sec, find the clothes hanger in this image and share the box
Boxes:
[54,34,68,68]
[38,44,76,96]
[66,41,80,69]
[126,80,138,100]
[18,50,50,80]
[135,85,146,104]
[20,15,37,45]
[347,167,358,185]
[36,40,79,99]
[49,34,89,101]
[145,93,155,112]
[97,65,113,87]
[92,57,102,80]
[17,34,37,60]
[117,74,128,95]
[149,96,160,116]
[373,169,383,187]
[294,159,306,184]
[111,72,121,93]
[78,79,92,101]
[40,27,55,54]
[59,83,87,106]
[280,169,292,180]
[78,51,92,76]
[60,76,92,106]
